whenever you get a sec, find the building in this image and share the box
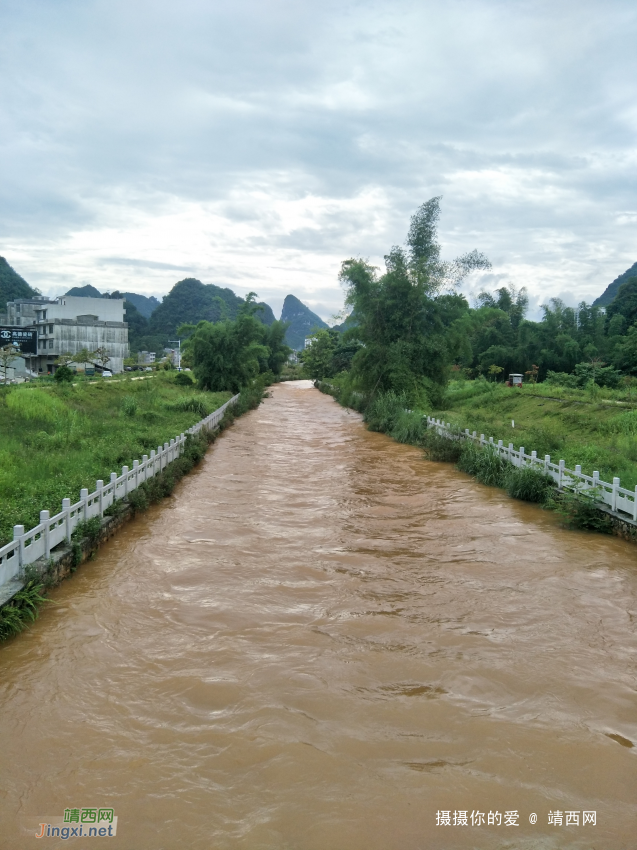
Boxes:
[137,350,156,365]
[1,295,129,374]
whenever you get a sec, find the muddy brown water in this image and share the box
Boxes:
[1,381,636,849]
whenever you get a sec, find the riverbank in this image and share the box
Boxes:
[0,374,231,546]
[0,379,267,641]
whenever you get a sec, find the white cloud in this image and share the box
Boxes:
[1,0,636,318]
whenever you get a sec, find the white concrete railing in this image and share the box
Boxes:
[0,394,239,588]
[427,416,637,522]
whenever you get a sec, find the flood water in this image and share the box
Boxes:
[1,381,636,849]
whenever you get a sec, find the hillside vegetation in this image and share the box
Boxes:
[0,256,39,310]
[0,376,230,546]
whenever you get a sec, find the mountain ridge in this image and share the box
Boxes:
[280,294,329,350]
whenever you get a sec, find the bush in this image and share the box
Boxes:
[390,409,427,445]
[167,396,210,417]
[54,365,74,383]
[364,391,410,433]
[174,371,194,386]
[421,430,464,462]
[505,465,554,503]
[0,579,48,641]
[457,442,508,487]
[121,396,138,417]
[72,516,102,545]
[548,488,613,533]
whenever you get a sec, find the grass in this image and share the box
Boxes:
[0,373,231,546]
[433,379,637,491]
[0,579,49,641]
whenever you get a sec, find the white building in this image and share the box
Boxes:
[2,295,129,374]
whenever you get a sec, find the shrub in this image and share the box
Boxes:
[457,442,508,487]
[121,396,138,417]
[390,410,427,445]
[364,391,410,433]
[421,430,464,462]
[505,465,554,503]
[548,488,613,533]
[54,365,74,383]
[168,396,209,417]
[0,580,48,642]
[72,516,102,545]
[174,371,194,386]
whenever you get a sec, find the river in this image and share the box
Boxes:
[1,380,636,849]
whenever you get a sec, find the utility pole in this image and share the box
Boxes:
[168,339,181,370]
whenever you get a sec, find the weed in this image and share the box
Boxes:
[548,488,613,533]
[457,442,509,487]
[505,465,555,503]
[0,579,49,642]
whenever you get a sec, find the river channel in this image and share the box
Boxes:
[1,381,636,849]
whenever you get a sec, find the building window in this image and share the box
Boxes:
[48,340,54,349]
[42,310,47,320]
[49,324,54,333]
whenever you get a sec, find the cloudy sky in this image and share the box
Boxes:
[1,0,636,321]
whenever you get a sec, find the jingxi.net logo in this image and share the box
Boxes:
[35,808,117,839]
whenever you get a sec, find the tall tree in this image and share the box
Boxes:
[339,198,490,406]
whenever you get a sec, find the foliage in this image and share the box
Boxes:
[339,198,490,406]
[121,396,138,417]
[505,465,554,503]
[457,442,509,487]
[548,489,613,533]
[280,293,328,350]
[0,256,39,311]
[72,516,102,545]
[174,370,194,386]
[0,580,48,642]
[54,364,74,383]
[189,295,290,392]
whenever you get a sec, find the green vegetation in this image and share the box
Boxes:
[0,579,48,641]
[433,379,637,489]
[280,293,328,350]
[0,255,39,310]
[0,375,231,546]
[184,293,290,392]
[337,197,490,407]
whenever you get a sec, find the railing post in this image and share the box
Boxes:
[480,434,485,445]
[142,455,148,482]
[13,525,24,569]
[544,454,550,472]
[110,472,117,504]
[122,467,129,496]
[80,488,89,520]
[592,471,599,488]
[531,450,537,466]
[96,480,104,516]
[612,477,620,512]
[519,447,525,467]
[40,510,50,559]
[62,498,71,542]
[133,459,139,490]
[575,465,581,478]
[558,460,565,489]
[633,486,637,522]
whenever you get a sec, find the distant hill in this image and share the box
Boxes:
[280,294,329,350]
[148,278,275,337]
[117,292,160,318]
[65,285,160,319]
[65,284,103,298]
[0,257,39,311]
[593,262,637,307]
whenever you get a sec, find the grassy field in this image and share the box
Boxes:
[0,375,230,546]
[432,379,637,490]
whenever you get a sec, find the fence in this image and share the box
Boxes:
[427,416,637,523]
[0,394,240,590]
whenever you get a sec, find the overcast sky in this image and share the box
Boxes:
[1,0,636,321]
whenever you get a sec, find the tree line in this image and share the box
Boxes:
[300,198,637,404]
